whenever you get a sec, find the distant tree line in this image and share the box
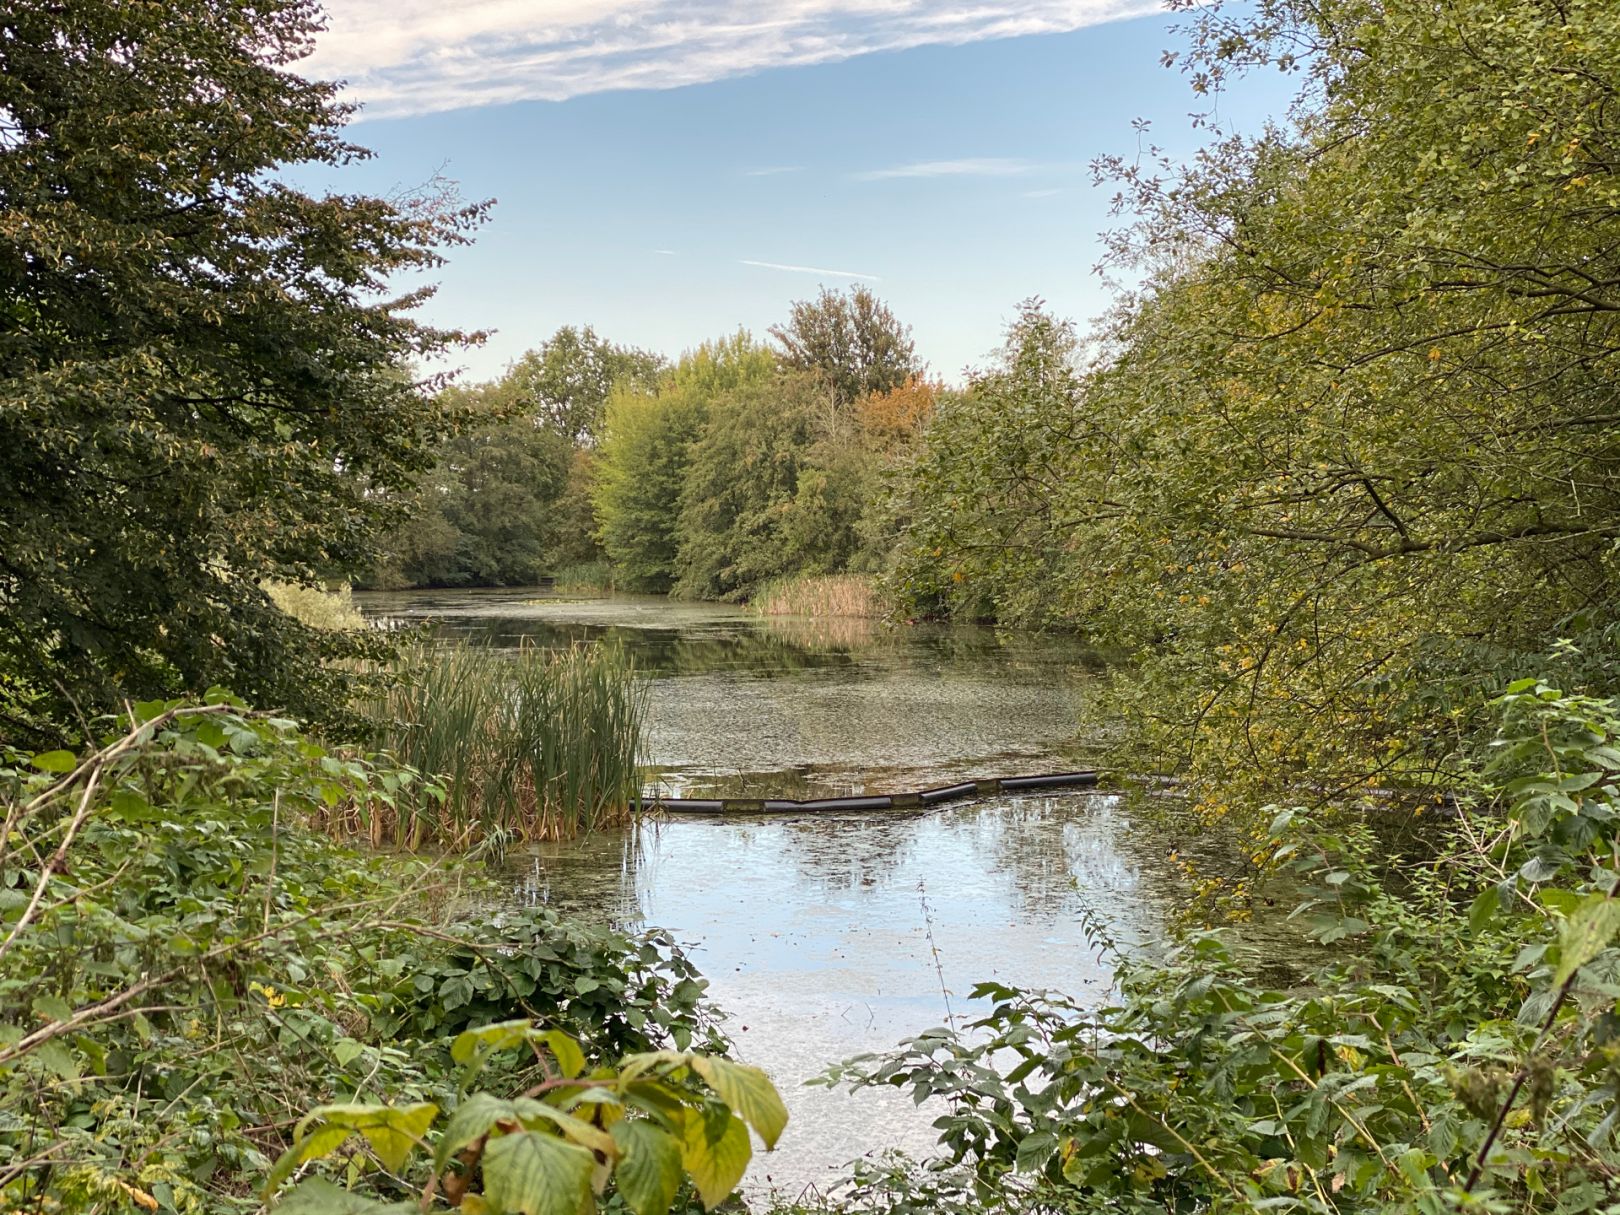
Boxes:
[360,287,939,600]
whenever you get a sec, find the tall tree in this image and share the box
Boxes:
[511,325,666,444]
[770,285,920,408]
[0,0,484,737]
[592,333,776,591]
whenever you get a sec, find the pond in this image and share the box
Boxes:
[355,588,1209,1199]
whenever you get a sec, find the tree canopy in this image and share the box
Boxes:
[770,285,921,408]
[0,0,484,737]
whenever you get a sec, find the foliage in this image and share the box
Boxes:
[0,0,486,739]
[366,417,573,589]
[0,701,726,1213]
[592,335,777,593]
[363,324,662,590]
[771,287,921,409]
[890,303,1083,625]
[508,325,667,446]
[356,641,645,845]
[890,0,1620,828]
[264,583,369,632]
[267,1021,787,1215]
[824,676,1620,1214]
[673,374,839,601]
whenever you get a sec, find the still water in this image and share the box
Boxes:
[356,588,1197,1198]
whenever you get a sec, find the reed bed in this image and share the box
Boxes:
[751,573,881,619]
[348,641,645,847]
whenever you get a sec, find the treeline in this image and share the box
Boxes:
[361,288,940,601]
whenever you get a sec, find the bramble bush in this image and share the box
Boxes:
[0,699,775,1214]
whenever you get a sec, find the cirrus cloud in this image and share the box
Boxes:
[310,0,1164,119]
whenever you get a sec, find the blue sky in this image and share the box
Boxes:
[307,1,1294,384]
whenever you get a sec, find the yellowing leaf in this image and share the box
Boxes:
[482,1130,594,1215]
[689,1056,788,1150]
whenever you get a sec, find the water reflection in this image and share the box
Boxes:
[504,793,1174,1197]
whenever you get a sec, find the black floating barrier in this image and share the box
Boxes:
[645,770,1099,815]
[1001,771,1099,792]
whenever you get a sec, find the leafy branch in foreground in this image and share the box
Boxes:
[820,672,1620,1214]
[0,699,724,1213]
[268,1021,787,1215]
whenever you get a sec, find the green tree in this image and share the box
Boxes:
[0,0,484,738]
[592,334,776,592]
[510,325,666,445]
[895,0,1620,824]
[770,285,920,408]
[673,373,832,601]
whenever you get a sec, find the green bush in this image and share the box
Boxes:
[0,700,720,1213]
[823,674,1620,1213]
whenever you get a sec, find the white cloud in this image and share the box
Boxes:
[743,166,806,177]
[854,156,1041,180]
[310,0,1163,119]
[1022,186,1064,197]
[740,259,881,281]
[654,248,679,255]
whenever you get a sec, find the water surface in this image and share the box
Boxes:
[356,589,1196,1197]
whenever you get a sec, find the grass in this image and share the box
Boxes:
[351,641,645,847]
[553,560,617,593]
[751,573,882,619]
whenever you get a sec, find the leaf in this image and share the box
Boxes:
[452,1020,535,1066]
[539,1030,586,1079]
[482,1130,595,1215]
[1469,887,1499,933]
[678,1106,751,1209]
[29,750,77,773]
[1555,896,1620,985]
[358,1102,439,1172]
[689,1056,788,1149]
[270,1178,416,1214]
[611,1120,683,1215]
[436,1093,512,1174]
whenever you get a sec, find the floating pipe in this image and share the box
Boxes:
[645,770,1099,815]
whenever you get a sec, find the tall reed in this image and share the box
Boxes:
[752,573,881,619]
[353,641,645,847]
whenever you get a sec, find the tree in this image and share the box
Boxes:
[893,0,1620,823]
[673,373,831,601]
[770,285,920,408]
[0,0,485,737]
[510,325,666,444]
[592,333,776,592]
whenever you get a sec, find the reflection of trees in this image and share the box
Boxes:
[774,812,928,896]
[506,820,651,926]
[933,795,1145,923]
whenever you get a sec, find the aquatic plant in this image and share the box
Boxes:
[753,574,881,620]
[355,641,645,845]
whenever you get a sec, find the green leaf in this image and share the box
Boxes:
[482,1130,594,1215]
[358,1102,439,1173]
[611,1120,683,1215]
[1555,896,1620,985]
[688,1056,788,1149]
[451,1019,534,1066]
[1469,887,1500,933]
[678,1106,751,1209]
[271,1178,416,1214]
[29,750,76,773]
[435,1093,513,1174]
